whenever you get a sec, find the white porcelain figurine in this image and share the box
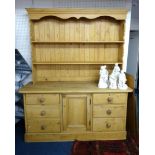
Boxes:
[109,73,117,89]
[109,63,120,89]
[112,63,121,79]
[98,65,108,88]
[118,70,128,90]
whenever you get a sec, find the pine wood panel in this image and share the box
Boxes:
[33,17,122,42]
[93,105,127,118]
[34,64,120,82]
[119,21,125,41]
[34,44,120,63]
[32,41,124,43]
[25,131,127,142]
[62,94,91,132]
[26,8,128,20]
[19,82,133,94]
[31,12,125,83]
[93,118,126,132]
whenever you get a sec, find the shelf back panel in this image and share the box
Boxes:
[34,44,121,63]
[33,17,123,42]
[28,9,126,83]
[34,64,122,82]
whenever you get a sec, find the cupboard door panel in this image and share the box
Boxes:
[62,94,91,132]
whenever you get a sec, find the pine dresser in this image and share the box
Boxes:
[19,8,133,142]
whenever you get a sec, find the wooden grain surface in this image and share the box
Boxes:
[25,104,60,118]
[21,8,131,142]
[93,118,126,132]
[93,105,127,117]
[25,131,127,142]
[26,8,128,20]
[27,118,61,133]
[26,94,59,104]
[27,9,126,83]
[19,82,133,93]
[93,93,128,104]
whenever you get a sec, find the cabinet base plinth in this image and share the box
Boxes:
[25,131,126,142]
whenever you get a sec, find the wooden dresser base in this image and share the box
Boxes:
[20,82,132,142]
[25,131,126,142]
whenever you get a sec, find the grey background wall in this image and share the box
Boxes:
[127,0,139,88]
[127,31,139,88]
[15,0,132,9]
[15,0,139,87]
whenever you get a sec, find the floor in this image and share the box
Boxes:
[15,119,73,155]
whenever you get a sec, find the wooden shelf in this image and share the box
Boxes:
[31,41,124,44]
[33,62,123,65]
[28,9,126,83]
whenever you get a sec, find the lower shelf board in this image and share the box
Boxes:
[25,131,126,142]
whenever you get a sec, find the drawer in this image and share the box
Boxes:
[93,93,127,105]
[93,118,126,132]
[25,104,60,118]
[93,105,126,118]
[26,94,59,105]
[27,118,61,133]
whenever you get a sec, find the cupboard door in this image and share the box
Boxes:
[62,94,91,132]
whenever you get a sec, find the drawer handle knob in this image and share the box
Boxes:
[39,98,45,104]
[107,97,113,103]
[40,111,46,116]
[57,122,60,125]
[106,123,111,128]
[41,125,46,130]
[106,109,112,115]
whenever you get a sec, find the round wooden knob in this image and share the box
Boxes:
[107,97,113,103]
[57,121,60,125]
[41,125,46,130]
[106,109,112,115]
[40,111,46,116]
[39,98,45,104]
[106,123,111,128]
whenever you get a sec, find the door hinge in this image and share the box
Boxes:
[89,120,91,126]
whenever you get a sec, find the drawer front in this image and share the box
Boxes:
[93,118,126,132]
[26,94,59,105]
[93,93,127,105]
[27,118,60,133]
[93,105,126,118]
[25,105,60,118]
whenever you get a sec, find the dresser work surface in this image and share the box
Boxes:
[20,82,132,93]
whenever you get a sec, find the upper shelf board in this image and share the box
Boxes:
[31,41,124,44]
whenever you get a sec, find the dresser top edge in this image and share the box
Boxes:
[19,82,133,94]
